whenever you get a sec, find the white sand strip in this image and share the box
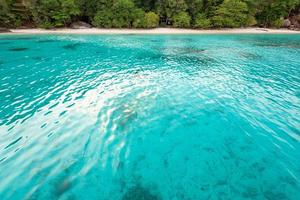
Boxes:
[2,28,300,35]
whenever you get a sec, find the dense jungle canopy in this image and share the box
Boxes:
[0,0,300,28]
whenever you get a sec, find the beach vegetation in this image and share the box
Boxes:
[92,10,113,28]
[194,14,212,28]
[0,0,299,29]
[212,0,250,28]
[173,11,191,28]
[30,0,80,28]
[144,12,159,28]
[0,0,20,27]
[132,8,146,28]
[271,18,284,28]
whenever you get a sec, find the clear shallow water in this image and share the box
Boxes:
[0,34,300,200]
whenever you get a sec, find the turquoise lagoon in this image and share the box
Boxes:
[0,34,300,200]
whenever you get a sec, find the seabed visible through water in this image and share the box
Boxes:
[0,34,300,199]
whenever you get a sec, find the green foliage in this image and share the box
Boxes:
[194,13,212,28]
[92,0,151,28]
[212,0,250,28]
[30,0,79,28]
[186,0,204,22]
[132,8,146,28]
[155,0,188,25]
[144,11,159,28]
[246,16,257,26]
[134,0,156,11]
[111,0,135,28]
[0,0,19,27]
[131,10,159,28]
[271,18,284,28]
[255,0,299,27]
[92,10,113,28]
[1,0,300,28]
[0,0,11,27]
[173,11,191,28]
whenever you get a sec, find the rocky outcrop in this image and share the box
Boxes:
[70,21,92,29]
[283,19,291,28]
[0,28,10,33]
[286,14,300,30]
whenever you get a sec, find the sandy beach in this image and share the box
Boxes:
[2,28,300,35]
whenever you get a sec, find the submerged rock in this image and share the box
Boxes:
[122,185,161,200]
[63,43,81,50]
[37,39,55,43]
[9,47,29,51]
[0,27,10,33]
[283,19,291,28]
[55,178,72,197]
[0,37,33,40]
[288,15,300,30]
[119,107,138,130]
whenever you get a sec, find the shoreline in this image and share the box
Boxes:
[1,28,300,35]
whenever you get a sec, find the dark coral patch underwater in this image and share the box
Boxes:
[8,47,29,51]
[122,185,161,200]
[62,43,81,50]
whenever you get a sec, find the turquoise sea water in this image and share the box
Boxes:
[0,34,300,200]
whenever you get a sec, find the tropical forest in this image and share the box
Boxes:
[1,0,300,29]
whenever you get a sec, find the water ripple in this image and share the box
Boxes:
[0,34,299,200]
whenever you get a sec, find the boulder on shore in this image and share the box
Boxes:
[288,15,300,30]
[70,21,92,29]
[0,27,10,33]
[283,19,291,28]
